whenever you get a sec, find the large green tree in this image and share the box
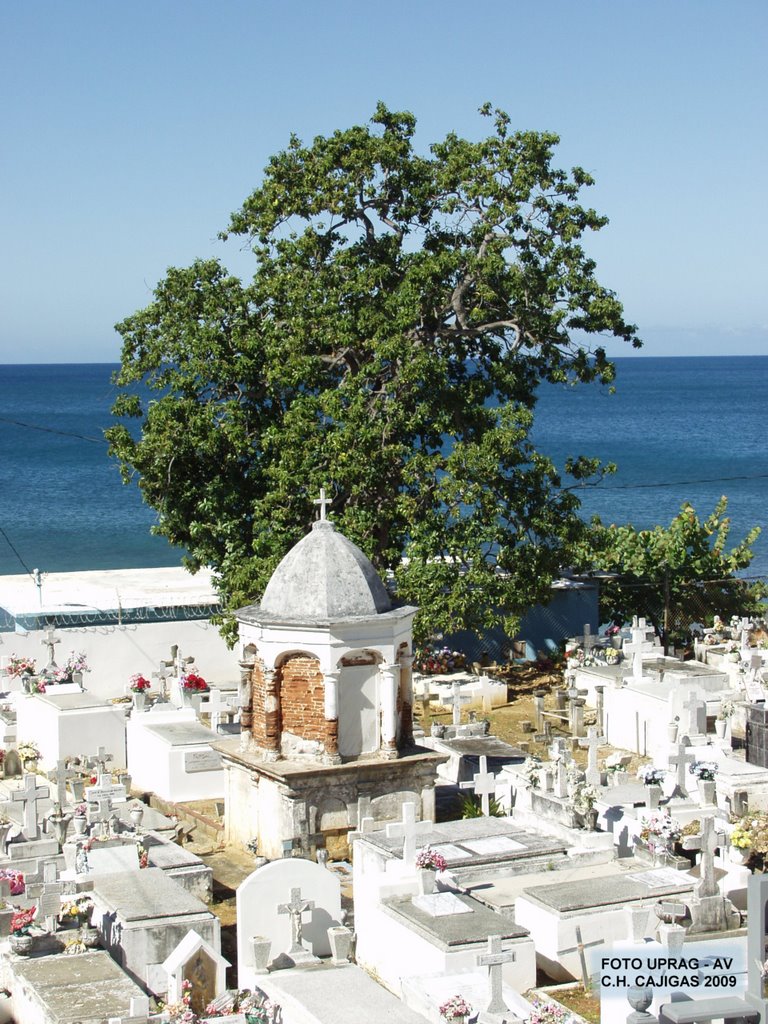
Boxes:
[575,498,766,650]
[107,103,640,642]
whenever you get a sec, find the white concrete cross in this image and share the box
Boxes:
[459,756,500,816]
[199,688,229,732]
[152,663,169,699]
[11,773,49,840]
[624,634,655,681]
[476,934,515,1015]
[681,689,706,738]
[413,679,433,726]
[682,815,726,899]
[87,746,113,773]
[41,626,61,669]
[313,487,330,521]
[384,801,433,867]
[27,859,64,932]
[557,924,605,989]
[48,759,76,808]
[278,886,315,955]
[578,725,606,786]
[440,680,472,727]
[668,743,696,798]
[476,674,496,715]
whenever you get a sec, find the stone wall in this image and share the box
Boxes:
[280,654,326,745]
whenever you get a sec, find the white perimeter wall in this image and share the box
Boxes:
[0,619,237,701]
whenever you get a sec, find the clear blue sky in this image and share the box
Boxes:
[1,0,765,362]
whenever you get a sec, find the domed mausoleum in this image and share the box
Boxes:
[216,501,445,860]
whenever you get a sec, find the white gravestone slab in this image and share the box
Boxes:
[412,892,474,917]
[432,843,473,861]
[236,858,343,992]
[463,836,526,856]
[628,869,693,888]
[87,844,141,875]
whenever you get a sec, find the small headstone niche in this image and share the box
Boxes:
[746,703,768,768]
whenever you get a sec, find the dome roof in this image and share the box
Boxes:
[258,519,392,621]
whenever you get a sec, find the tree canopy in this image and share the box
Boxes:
[575,498,766,649]
[106,103,641,643]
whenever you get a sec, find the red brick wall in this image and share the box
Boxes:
[279,655,326,744]
[249,661,268,747]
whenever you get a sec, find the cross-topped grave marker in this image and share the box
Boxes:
[575,623,596,653]
[413,679,433,727]
[459,756,500,816]
[11,773,49,840]
[682,815,726,899]
[86,746,114,774]
[199,689,229,732]
[476,934,515,1016]
[48,759,77,809]
[41,626,61,670]
[681,689,707,741]
[557,924,605,989]
[439,679,471,727]
[624,632,655,682]
[578,725,606,786]
[27,859,65,932]
[668,743,696,799]
[384,801,433,868]
[278,886,315,957]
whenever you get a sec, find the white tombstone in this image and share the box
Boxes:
[236,858,343,989]
[127,707,223,801]
[15,691,126,771]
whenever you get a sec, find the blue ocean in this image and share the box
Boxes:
[0,358,766,578]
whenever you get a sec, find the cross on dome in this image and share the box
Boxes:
[313,487,331,521]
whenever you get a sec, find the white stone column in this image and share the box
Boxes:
[323,670,341,763]
[379,662,400,759]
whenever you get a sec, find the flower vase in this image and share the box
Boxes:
[416,867,436,895]
[73,815,88,835]
[250,934,272,975]
[72,671,83,686]
[715,718,727,739]
[585,807,599,831]
[23,758,38,775]
[730,845,750,865]
[79,925,100,949]
[0,822,11,854]
[132,691,146,713]
[668,722,679,743]
[69,777,85,801]
[699,779,716,806]
[129,804,144,829]
[10,933,34,956]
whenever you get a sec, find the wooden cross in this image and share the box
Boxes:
[668,743,696,798]
[557,924,605,989]
[11,773,49,840]
[199,688,229,731]
[27,859,64,932]
[681,815,726,899]
[476,934,515,1015]
[278,886,315,955]
[459,756,500,816]
[48,758,77,808]
[41,626,61,669]
[313,487,331,521]
[384,801,433,867]
[578,725,606,786]
[439,679,471,727]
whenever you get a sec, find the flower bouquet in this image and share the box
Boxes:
[637,765,666,786]
[414,647,466,675]
[129,674,151,693]
[17,741,40,765]
[523,756,542,789]
[415,846,447,871]
[53,651,90,682]
[640,812,681,853]
[689,761,718,782]
[0,869,25,896]
[439,994,473,1022]
[10,907,36,935]
[526,999,574,1024]
[6,655,36,677]
[180,672,208,693]
[718,699,736,721]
